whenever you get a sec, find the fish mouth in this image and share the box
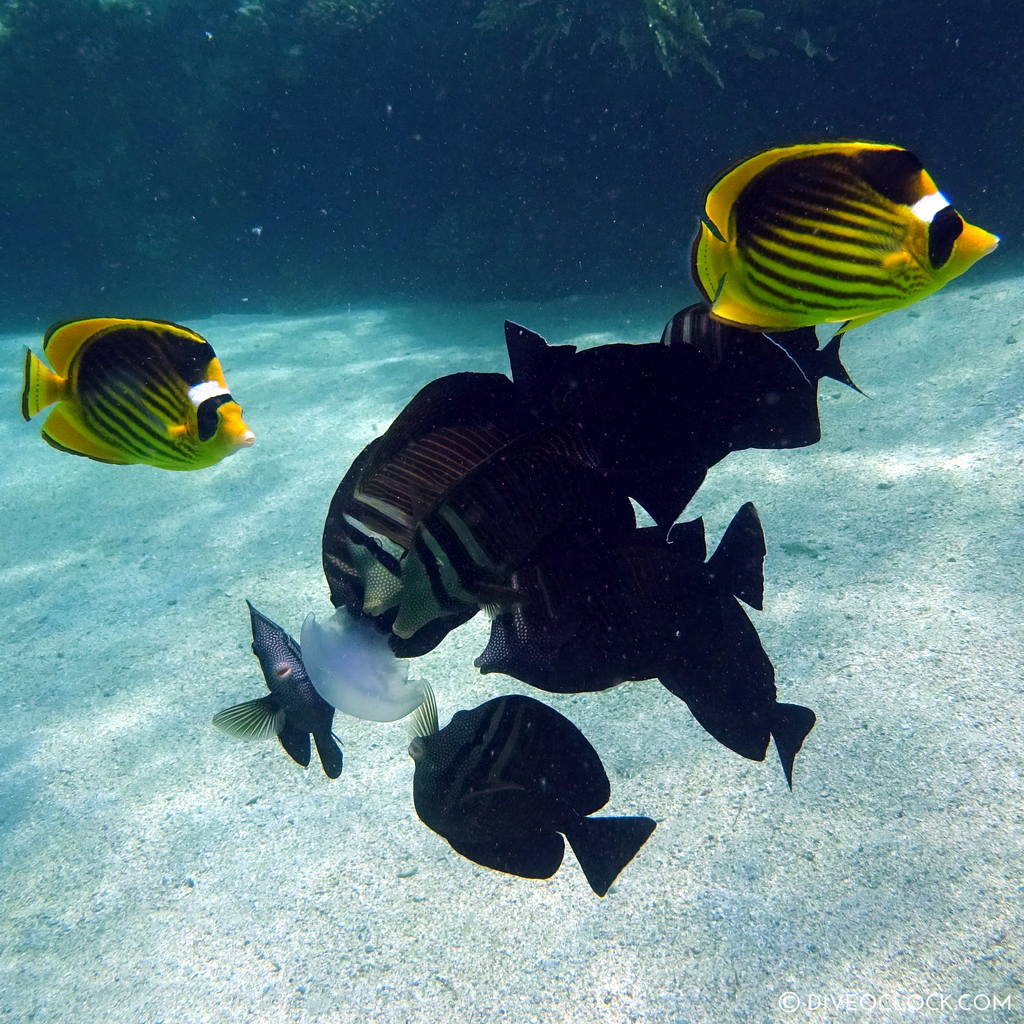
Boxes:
[409,737,426,760]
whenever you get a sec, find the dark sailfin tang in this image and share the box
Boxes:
[213,602,343,778]
[409,689,656,895]
[476,505,815,785]
[322,371,634,654]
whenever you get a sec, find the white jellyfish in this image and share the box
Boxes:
[300,607,425,722]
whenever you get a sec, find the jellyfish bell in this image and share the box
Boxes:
[300,607,425,722]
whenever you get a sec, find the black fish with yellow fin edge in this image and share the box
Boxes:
[213,602,343,778]
[21,317,254,470]
[408,687,656,896]
[692,141,998,331]
[476,504,815,787]
[322,371,635,656]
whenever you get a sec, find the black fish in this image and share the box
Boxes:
[408,689,656,896]
[322,371,635,656]
[505,309,860,526]
[476,504,815,786]
[212,601,344,778]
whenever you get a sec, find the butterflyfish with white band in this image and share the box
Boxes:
[21,317,254,470]
[691,141,999,332]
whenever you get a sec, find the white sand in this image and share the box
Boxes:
[1,280,1020,1023]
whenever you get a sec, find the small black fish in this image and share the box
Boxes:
[476,504,815,786]
[213,601,343,778]
[408,688,656,896]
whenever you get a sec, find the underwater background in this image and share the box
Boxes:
[1,2,1022,1023]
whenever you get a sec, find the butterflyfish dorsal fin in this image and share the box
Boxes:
[706,502,766,610]
[42,318,135,375]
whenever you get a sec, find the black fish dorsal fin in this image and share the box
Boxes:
[706,502,766,609]
[504,321,577,404]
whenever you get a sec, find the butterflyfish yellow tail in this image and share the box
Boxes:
[21,348,67,420]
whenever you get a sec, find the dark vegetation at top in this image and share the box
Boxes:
[0,0,1016,324]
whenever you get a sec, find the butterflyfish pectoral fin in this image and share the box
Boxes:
[21,348,67,420]
[39,405,131,464]
[212,696,285,739]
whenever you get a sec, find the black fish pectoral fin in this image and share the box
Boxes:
[770,702,817,789]
[277,723,312,768]
[564,815,657,897]
[448,830,565,880]
[211,696,284,740]
[706,502,766,609]
[313,730,344,779]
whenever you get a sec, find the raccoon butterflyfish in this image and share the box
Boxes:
[21,317,254,470]
[691,141,999,331]
[213,602,343,778]
[408,686,656,896]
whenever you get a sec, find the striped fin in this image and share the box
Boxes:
[407,680,439,739]
[40,404,131,463]
[353,422,518,547]
[21,348,67,420]
[212,696,285,739]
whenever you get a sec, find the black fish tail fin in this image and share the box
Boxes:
[277,723,312,768]
[313,730,344,779]
[819,334,867,395]
[504,321,577,405]
[771,702,816,788]
[706,501,766,609]
[565,815,657,896]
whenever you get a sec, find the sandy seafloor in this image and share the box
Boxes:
[1,277,1021,1024]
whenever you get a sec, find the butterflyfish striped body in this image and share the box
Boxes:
[21,317,254,470]
[691,141,999,331]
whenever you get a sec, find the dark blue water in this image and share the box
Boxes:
[0,0,1017,326]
